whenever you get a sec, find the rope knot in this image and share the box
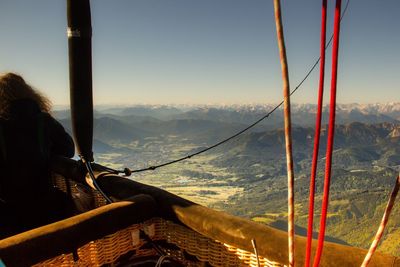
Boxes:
[123,168,132,176]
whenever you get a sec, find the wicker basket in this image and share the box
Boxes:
[34,217,283,267]
[43,175,284,267]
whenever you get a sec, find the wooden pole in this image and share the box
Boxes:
[273,1,295,266]
[361,175,400,267]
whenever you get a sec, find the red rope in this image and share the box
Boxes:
[312,0,342,266]
[304,1,327,266]
[361,175,400,267]
[273,1,295,266]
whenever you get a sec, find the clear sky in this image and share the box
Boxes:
[0,0,399,105]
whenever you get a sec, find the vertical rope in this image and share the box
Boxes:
[273,1,295,266]
[305,1,327,266]
[361,175,400,267]
[312,0,342,266]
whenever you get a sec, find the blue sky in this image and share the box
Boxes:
[0,0,399,105]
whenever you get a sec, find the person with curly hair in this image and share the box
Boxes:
[0,73,75,238]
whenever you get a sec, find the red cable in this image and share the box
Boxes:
[304,1,327,266]
[313,0,342,266]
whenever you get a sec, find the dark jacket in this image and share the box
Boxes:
[0,99,74,236]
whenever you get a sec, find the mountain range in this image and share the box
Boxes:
[56,103,400,152]
[55,103,400,256]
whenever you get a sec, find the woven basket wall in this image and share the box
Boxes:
[43,175,285,267]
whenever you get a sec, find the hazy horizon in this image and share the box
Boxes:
[52,101,400,110]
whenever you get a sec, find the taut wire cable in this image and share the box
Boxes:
[105,0,351,176]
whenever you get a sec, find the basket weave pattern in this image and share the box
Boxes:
[42,175,284,266]
[35,218,284,266]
